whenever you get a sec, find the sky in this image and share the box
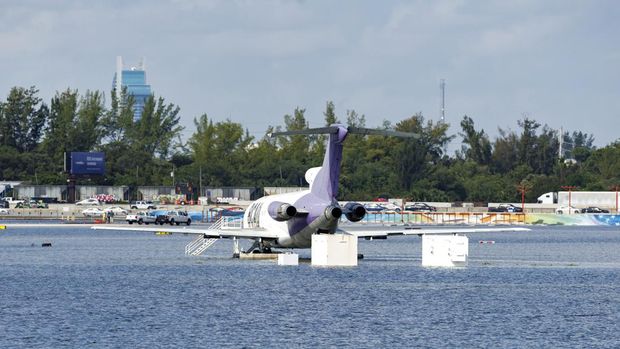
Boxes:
[1,0,619,152]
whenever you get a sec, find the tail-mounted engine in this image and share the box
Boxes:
[268,202,298,221]
[343,202,366,222]
[324,205,343,220]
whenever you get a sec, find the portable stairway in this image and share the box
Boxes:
[184,217,225,256]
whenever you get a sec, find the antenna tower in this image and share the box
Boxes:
[440,79,446,123]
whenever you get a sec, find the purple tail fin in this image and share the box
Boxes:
[311,125,348,201]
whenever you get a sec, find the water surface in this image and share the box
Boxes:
[1,225,618,348]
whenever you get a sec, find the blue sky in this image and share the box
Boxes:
[1,0,618,150]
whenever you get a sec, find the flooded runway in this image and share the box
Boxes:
[1,225,619,348]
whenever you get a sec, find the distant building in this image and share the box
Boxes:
[112,56,152,121]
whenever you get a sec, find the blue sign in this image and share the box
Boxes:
[70,152,105,175]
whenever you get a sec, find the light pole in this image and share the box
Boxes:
[171,166,175,188]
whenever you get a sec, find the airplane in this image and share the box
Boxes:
[93,124,528,262]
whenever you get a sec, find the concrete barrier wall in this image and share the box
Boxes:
[78,186,128,200]
[15,185,65,200]
[348,212,620,226]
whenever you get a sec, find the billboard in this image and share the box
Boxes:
[66,152,105,175]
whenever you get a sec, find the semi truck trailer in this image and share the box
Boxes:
[537,191,619,210]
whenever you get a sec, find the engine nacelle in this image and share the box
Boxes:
[324,205,343,220]
[343,202,366,222]
[268,202,297,221]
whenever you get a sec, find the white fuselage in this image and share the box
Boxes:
[242,189,338,248]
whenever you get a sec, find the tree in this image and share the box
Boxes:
[0,86,48,152]
[459,115,492,165]
[394,113,453,191]
[324,100,338,125]
[188,115,254,186]
[101,87,135,143]
[127,95,183,159]
[42,89,105,167]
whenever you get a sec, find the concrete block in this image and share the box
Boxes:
[277,253,299,266]
[311,234,358,267]
[422,234,468,267]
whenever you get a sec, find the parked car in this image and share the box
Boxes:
[76,198,101,206]
[126,211,158,225]
[405,203,437,212]
[555,206,581,215]
[488,204,523,213]
[82,207,106,217]
[381,203,402,212]
[105,206,128,215]
[581,206,610,214]
[160,210,191,226]
[0,208,10,215]
[363,203,386,212]
[130,201,157,210]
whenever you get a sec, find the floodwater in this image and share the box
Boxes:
[1,225,619,348]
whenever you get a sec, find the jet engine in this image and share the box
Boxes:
[324,205,343,220]
[343,202,366,222]
[268,202,298,221]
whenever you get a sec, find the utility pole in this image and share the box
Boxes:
[558,127,563,159]
[610,185,620,212]
[517,184,530,212]
[560,185,578,213]
[199,166,203,199]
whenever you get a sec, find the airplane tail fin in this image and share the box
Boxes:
[270,125,418,200]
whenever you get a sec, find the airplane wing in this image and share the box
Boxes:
[91,225,281,239]
[339,224,530,238]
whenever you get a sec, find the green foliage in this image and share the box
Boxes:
[394,113,453,191]
[459,115,491,164]
[0,86,48,152]
[4,85,620,204]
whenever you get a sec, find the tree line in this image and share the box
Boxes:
[1,86,617,203]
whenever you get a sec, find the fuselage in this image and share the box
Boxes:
[242,189,340,248]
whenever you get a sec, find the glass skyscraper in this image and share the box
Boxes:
[113,56,152,121]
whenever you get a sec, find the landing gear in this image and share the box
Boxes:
[232,239,278,259]
[244,240,272,254]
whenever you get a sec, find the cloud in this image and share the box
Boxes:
[472,14,570,56]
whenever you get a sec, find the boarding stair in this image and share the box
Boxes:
[184,217,226,256]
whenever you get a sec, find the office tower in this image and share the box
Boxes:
[112,56,152,121]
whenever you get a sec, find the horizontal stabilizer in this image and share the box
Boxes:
[268,126,419,139]
[268,127,339,137]
[347,127,419,138]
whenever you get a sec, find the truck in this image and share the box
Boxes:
[130,201,157,210]
[537,191,619,210]
[1,197,25,207]
[126,211,158,225]
[159,210,192,226]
